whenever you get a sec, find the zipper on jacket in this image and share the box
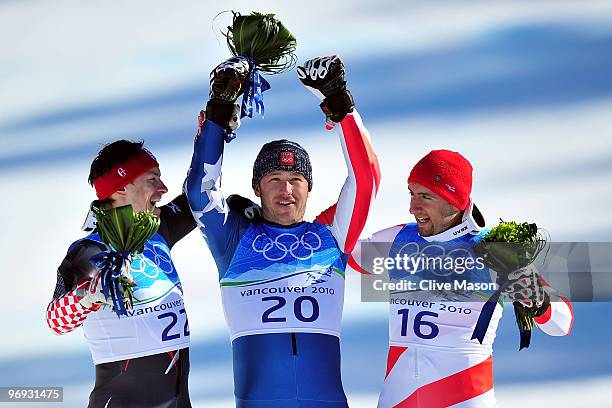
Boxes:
[291,333,297,355]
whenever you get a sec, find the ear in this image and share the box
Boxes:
[108,188,128,206]
[254,184,261,198]
[110,188,127,199]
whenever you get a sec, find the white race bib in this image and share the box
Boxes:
[84,288,189,364]
[221,267,345,341]
[82,234,190,364]
[388,291,502,351]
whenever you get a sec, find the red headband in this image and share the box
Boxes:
[93,149,159,200]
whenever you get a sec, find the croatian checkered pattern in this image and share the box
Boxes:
[46,280,98,335]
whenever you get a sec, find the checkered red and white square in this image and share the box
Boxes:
[46,281,98,335]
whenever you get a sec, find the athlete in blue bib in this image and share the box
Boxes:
[185,56,380,407]
[47,141,195,407]
[349,150,574,408]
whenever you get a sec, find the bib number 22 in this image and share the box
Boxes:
[158,309,190,341]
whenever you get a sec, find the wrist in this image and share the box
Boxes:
[78,296,101,311]
[321,90,354,123]
[205,100,235,128]
[533,291,551,317]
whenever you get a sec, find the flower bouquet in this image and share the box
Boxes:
[471,221,547,349]
[90,205,160,317]
[221,11,297,118]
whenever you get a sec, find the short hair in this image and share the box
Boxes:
[88,140,145,207]
[88,140,145,186]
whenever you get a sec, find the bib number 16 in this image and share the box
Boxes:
[397,309,439,339]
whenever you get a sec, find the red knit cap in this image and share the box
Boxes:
[407,150,472,210]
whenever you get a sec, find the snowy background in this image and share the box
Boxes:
[1,0,611,406]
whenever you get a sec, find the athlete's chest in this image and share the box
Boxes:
[219,222,347,340]
[223,222,345,280]
[129,235,179,285]
[88,232,182,302]
[386,224,500,347]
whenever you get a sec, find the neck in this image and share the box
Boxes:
[261,207,304,227]
[262,217,304,228]
[422,212,477,242]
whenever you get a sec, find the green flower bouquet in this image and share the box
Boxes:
[90,205,160,317]
[472,221,547,349]
[221,11,297,118]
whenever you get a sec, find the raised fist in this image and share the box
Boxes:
[209,56,251,102]
[297,55,346,99]
[206,57,250,131]
[297,55,354,123]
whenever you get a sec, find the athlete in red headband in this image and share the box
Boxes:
[46,140,196,407]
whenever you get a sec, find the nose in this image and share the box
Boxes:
[158,179,169,194]
[279,181,292,195]
[409,196,420,215]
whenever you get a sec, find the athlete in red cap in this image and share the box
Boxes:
[46,140,196,407]
[350,149,574,408]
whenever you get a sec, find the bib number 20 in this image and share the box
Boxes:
[397,309,439,339]
[262,296,320,323]
[158,309,190,341]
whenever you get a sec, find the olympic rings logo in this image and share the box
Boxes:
[131,243,175,280]
[252,231,322,261]
[394,243,474,277]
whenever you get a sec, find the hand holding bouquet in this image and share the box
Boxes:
[89,205,160,317]
[472,221,547,349]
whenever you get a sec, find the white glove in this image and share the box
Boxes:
[504,264,546,309]
[77,272,110,309]
[296,55,354,127]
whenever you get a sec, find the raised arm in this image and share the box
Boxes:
[298,56,381,253]
[332,111,380,252]
[184,57,251,275]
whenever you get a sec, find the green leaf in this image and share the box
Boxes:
[224,11,297,74]
[92,205,160,253]
[475,219,547,274]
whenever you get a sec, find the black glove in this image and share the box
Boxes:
[296,55,354,123]
[227,194,261,222]
[205,57,250,129]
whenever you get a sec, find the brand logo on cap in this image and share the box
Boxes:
[118,168,127,177]
[279,151,295,166]
[446,183,456,192]
[434,175,441,182]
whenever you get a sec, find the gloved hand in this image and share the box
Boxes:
[504,264,550,315]
[76,271,109,310]
[296,55,354,124]
[205,56,251,130]
[227,194,261,221]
